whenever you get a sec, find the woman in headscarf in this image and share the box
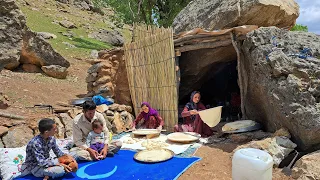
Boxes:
[174,91,213,137]
[132,102,164,130]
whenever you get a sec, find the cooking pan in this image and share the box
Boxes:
[70,97,92,106]
[222,123,262,134]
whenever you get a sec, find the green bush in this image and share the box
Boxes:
[291,24,308,32]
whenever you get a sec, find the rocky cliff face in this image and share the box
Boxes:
[240,27,320,151]
[0,0,70,78]
[173,0,299,33]
[0,0,26,70]
[173,0,299,99]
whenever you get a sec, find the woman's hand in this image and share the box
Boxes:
[190,110,198,115]
[157,125,163,131]
[130,125,136,131]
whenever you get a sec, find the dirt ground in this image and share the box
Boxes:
[1,59,293,179]
[179,145,293,180]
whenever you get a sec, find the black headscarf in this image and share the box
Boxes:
[185,91,200,120]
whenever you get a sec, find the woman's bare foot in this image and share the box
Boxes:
[43,175,49,180]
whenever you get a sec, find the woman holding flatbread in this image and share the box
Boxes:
[174,91,213,137]
[132,102,164,130]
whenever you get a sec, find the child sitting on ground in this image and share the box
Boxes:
[86,119,106,160]
[19,118,75,180]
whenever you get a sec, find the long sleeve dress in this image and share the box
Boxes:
[175,102,213,137]
[133,113,164,129]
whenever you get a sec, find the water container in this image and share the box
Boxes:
[232,148,273,180]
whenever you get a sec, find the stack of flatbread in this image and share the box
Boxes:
[134,149,173,162]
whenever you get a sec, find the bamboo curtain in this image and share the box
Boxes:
[124,24,178,131]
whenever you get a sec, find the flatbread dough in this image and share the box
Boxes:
[135,149,173,162]
[198,106,222,127]
[123,137,140,144]
[141,139,169,150]
[222,120,256,132]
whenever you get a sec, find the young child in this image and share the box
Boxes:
[19,118,74,180]
[86,119,106,160]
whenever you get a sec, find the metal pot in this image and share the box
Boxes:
[70,97,92,106]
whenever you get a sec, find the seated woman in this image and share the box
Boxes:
[174,91,213,137]
[132,102,164,130]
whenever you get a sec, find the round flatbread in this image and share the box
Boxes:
[134,149,174,163]
[132,129,160,136]
[222,120,256,132]
[198,106,222,127]
[167,132,200,143]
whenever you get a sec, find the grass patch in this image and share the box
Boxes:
[19,5,113,59]
[72,37,111,50]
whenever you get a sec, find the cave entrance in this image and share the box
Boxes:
[177,53,242,123]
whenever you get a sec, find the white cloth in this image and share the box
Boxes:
[120,134,193,155]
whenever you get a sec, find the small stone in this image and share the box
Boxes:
[0,126,9,136]
[125,106,133,113]
[106,110,114,116]
[108,103,119,111]
[120,111,128,118]
[273,128,291,138]
[37,32,57,39]
[91,50,99,59]
[117,104,126,112]
[62,42,76,48]
[59,20,77,29]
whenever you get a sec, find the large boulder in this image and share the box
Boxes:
[41,65,68,79]
[2,125,34,148]
[0,0,70,77]
[234,136,297,167]
[20,30,70,68]
[88,29,124,46]
[292,150,320,180]
[173,0,299,33]
[240,27,320,151]
[0,0,26,70]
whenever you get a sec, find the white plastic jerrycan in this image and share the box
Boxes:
[232,148,273,180]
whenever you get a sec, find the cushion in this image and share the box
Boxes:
[0,138,72,180]
[0,146,26,180]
